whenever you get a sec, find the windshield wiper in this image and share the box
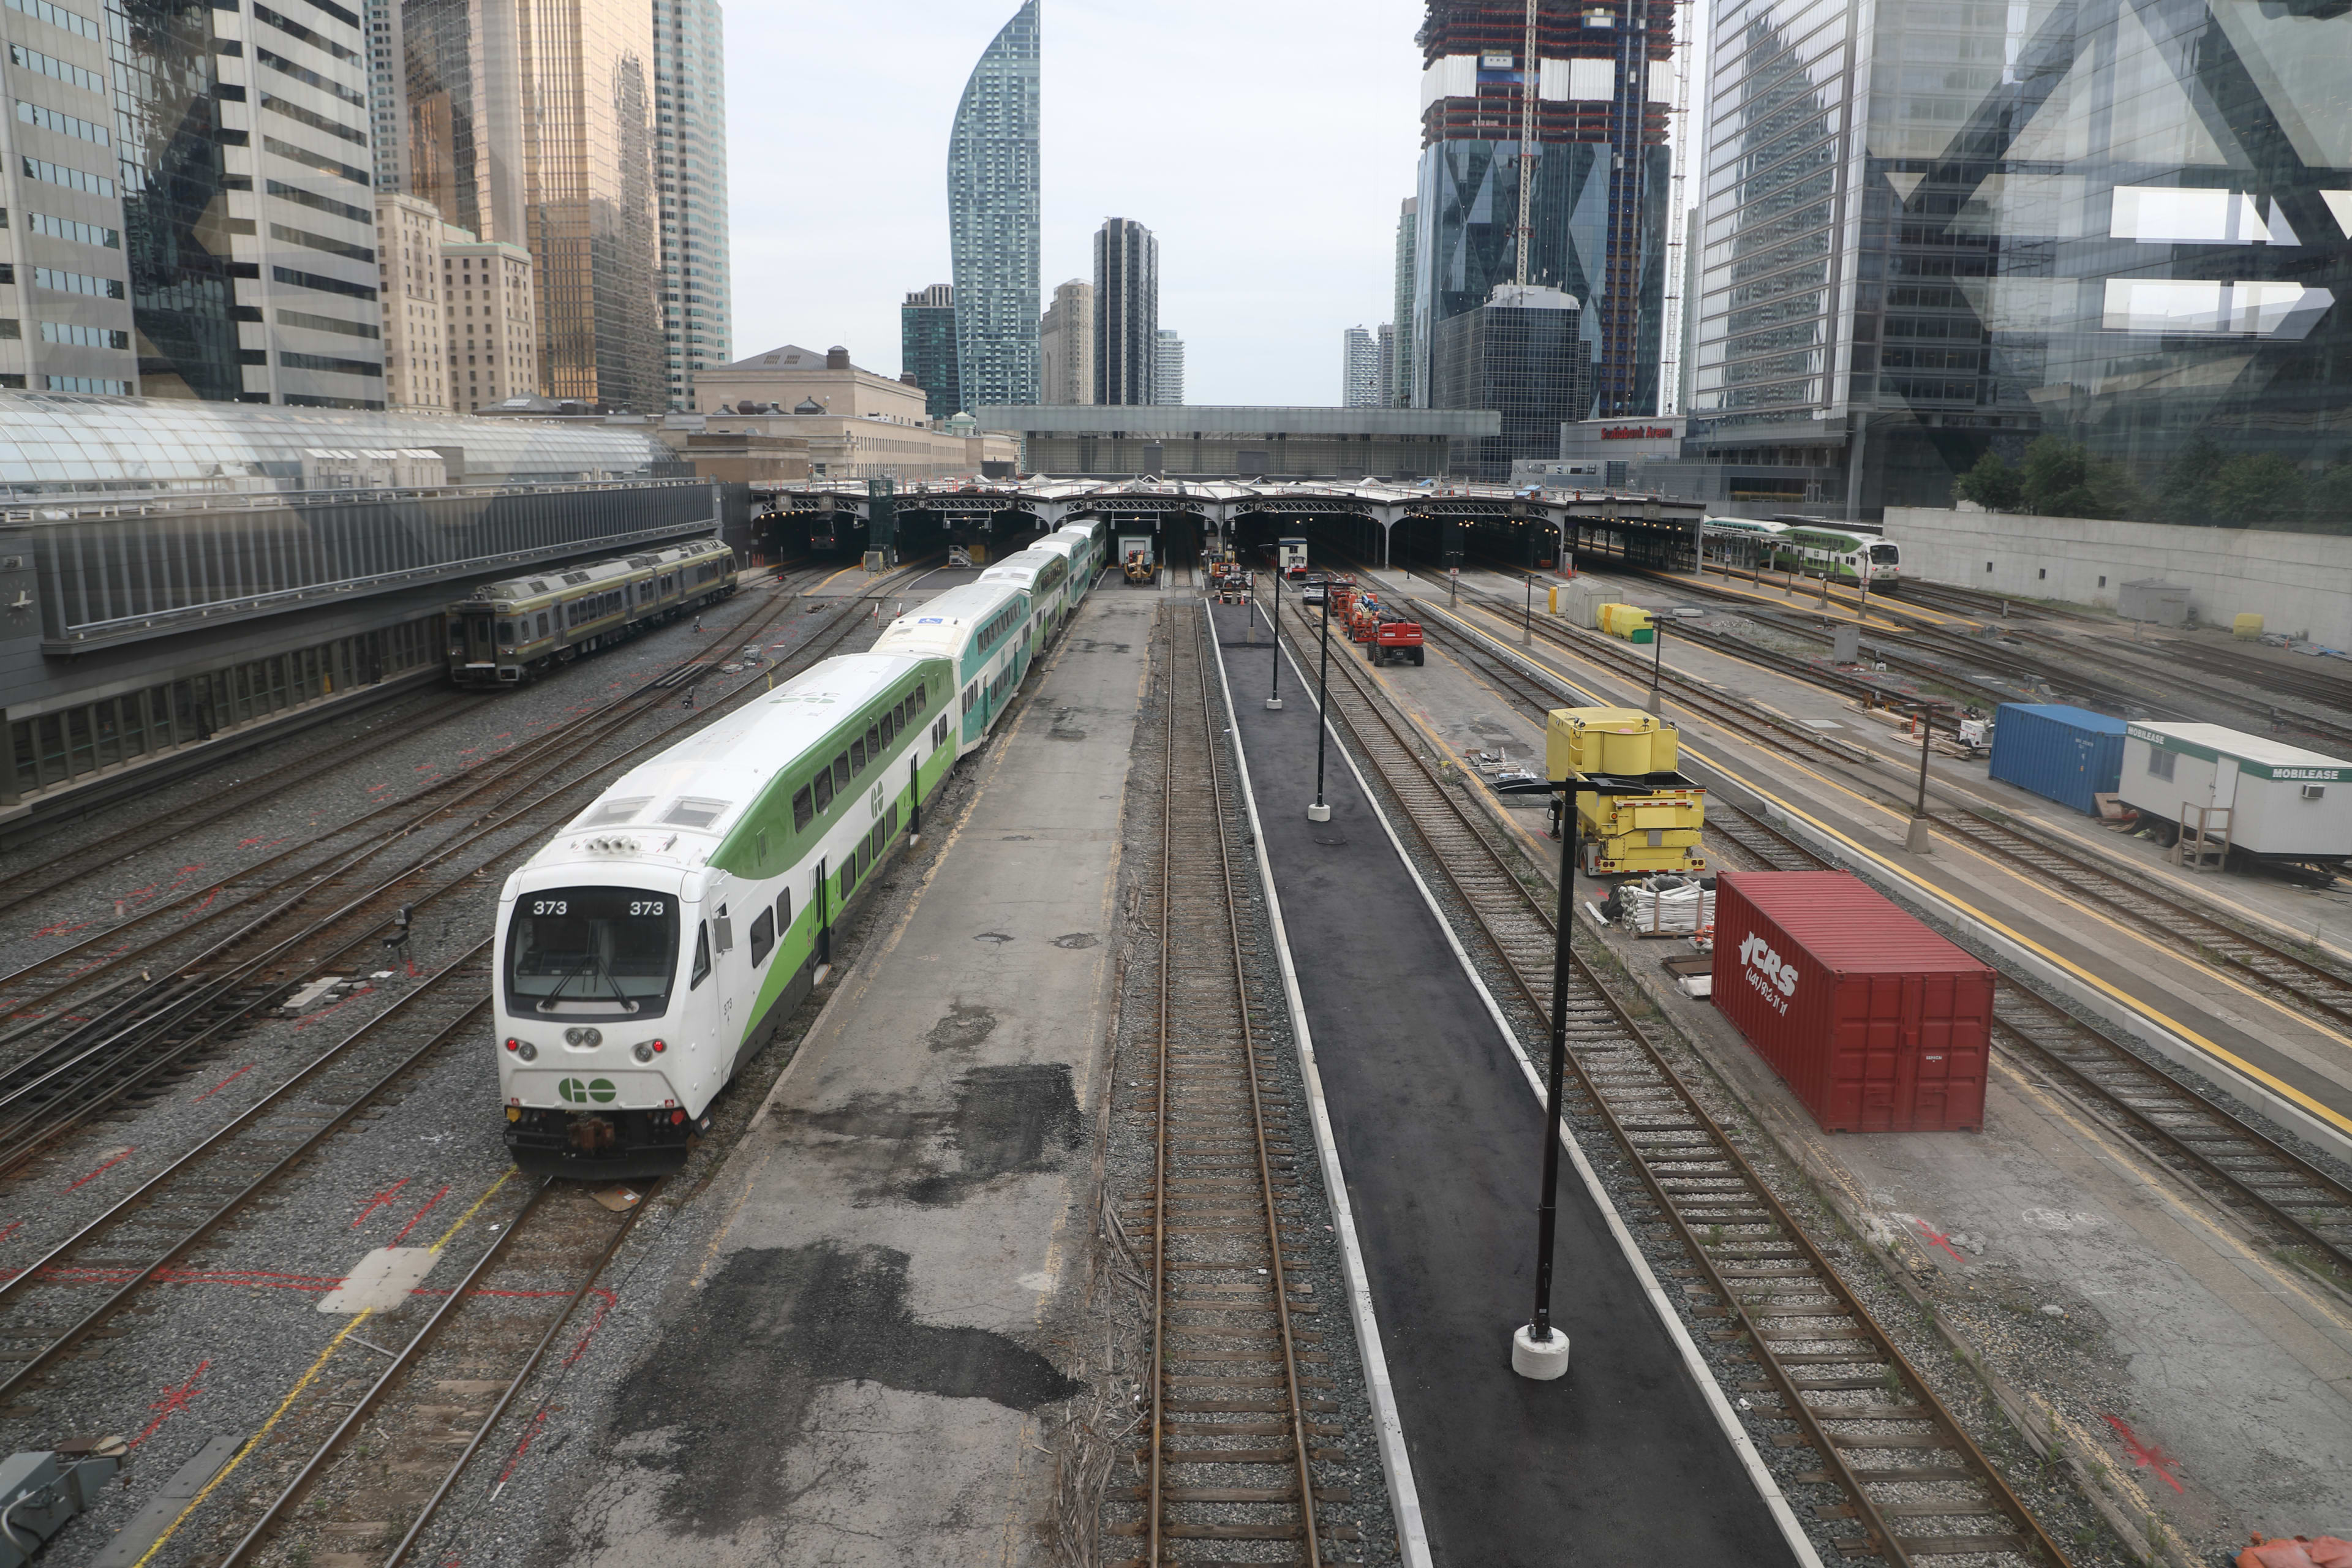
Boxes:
[535,952,639,1013]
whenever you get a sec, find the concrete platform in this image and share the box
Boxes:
[548,586,1155,1566]
[1207,600,1801,1566]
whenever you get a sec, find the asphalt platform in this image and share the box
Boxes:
[1207,600,1797,1566]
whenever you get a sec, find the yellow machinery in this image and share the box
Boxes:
[1545,707,1706,875]
[1596,604,1656,643]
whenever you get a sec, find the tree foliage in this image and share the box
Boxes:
[1949,434,2351,530]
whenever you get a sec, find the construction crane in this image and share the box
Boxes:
[1513,0,1538,286]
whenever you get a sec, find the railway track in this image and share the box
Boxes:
[1703,802,2352,1281]
[0,565,929,1175]
[215,1177,652,1568]
[1374,611,2352,1286]
[1112,608,1351,1565]
[1423,581,2352,1039]
[0,943,494,1408]
[1275,595,2070,1565]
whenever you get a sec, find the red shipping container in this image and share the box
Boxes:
[1709,871,1991,1133]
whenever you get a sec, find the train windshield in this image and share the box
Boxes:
[505,886,681,1020]
[1869,543,1899,564]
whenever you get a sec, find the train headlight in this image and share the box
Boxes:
[631,1042,654,1063]
[564,1027,603,1047]
[516,1041,538,1061]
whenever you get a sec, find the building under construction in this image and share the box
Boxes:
[1408,0,1676,426]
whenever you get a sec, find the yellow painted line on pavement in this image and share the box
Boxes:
[1431,595,2352,1139]
[129,1167,519,1567]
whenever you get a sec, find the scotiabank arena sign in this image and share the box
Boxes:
[1600,425,1675,440]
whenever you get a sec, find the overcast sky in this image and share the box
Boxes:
[721,1,1433,407]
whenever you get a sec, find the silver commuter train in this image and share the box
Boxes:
[499,584,1039,1175]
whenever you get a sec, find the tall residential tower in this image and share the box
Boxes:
[1153,328,1183,405]
[902,284,962,418]
[1039,278,1094,404]
[654,0,731,410]
[948,1,1042,409]
[1093,217,1158,405]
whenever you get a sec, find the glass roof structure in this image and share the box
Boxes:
[0,393,673,499]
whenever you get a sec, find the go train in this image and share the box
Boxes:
[496,521,1107,1177]
[1698,517,1902,590]
[447,537,739,687]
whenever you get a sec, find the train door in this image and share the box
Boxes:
[462,611,496,665]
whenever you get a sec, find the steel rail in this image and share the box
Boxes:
[1126,609,1328,1564]
[0,946,493,1403]
[0,567,926,1163]
[214,1178,579,1568]
[1423,614,2352,1280]
[379,1186,658,1568]
[1276,594,2070,1566]
[1430,579,2352,1039]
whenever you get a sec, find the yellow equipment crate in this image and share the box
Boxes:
[1547,707,1679,780]
[1596,603,1656,640]
[1577,786,1707,875]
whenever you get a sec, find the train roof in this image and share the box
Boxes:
[979,547,1062,579]
[876,580,1025,633]
[469,536,725,601]
[541,652,947,858]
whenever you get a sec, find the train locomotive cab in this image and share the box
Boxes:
[497,876,708,1178]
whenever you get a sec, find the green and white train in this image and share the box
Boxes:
[499,581,1042,1177]
[1698,517,1902,590]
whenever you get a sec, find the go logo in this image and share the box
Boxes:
[557,1077,619,1104]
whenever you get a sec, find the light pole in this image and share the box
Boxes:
[1645,611,1667,715]
[1905,699,1942,853]
[1523,573,1535,646]
[1494,770,1649,1379]
[1308,586,1333,823]
[1265,567,1283,712]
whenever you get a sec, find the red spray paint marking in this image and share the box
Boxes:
[2103,1414,2185,1493]
[181,889,219,919]
[350,1176,412,1229]
[1910,1217,1967,1264]
[33,918,92,940]
[562,1289,619,1368]
[0,1221,21,1245]
[492,1408,551,1487]
[193,1063,255,1102]
[389,1184,450,1246]
[293,987,375,1031]
[66,1148,135,1191]
[127,1359,210,1449]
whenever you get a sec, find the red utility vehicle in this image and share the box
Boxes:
[1370,614,1424,666]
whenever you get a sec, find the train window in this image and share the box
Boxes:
[865,723,880,756]
[663,797,730,828]
[832,753,850,791]
[748,907,774,967]
[870,822,884,859]
[713,914,734,954]
[850,738,866,774]
[933,716,948,747]
[505,886,682,1020]
[913,683,926,711]
[812,770,832,812]
[880,711,895,743]
[792,785,814,831]
[690,922,710,988]
[755,830,769,865]
[839,861,855,899]
[891,700,905,731]
[776,888,792,931]
[962,684,975,714]
[497,622,516,646]
[858,839,872,875]
[537,613,549,638]
[887,804,899,839]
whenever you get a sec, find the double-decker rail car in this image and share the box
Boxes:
[1775,525,1902,590]
[1051,521,1107,595]
[869,580,1034,756]
[498,651,958,1177]
[1035,530,1099,615]
[448,537,737,687]
[979,546,1074,646]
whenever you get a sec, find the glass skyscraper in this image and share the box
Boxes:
[948,1,1041,410]
[1094,216,1157,405]
[1409,1,1676,417]
[1431,285,1593,477]
[1686,0,2352,516]
[902,284,961,418]
[654,0,731,411]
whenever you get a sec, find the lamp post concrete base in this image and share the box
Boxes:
[1906,816,1932,854]
[1265,697,1284,710]
[1644,688,1663,715]
[1306,802,1332,823]
[1511,1323,1571,1381]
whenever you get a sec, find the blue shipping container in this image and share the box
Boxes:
[1988,703,2128,815]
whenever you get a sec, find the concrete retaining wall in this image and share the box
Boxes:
[1885,507,2352,647]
